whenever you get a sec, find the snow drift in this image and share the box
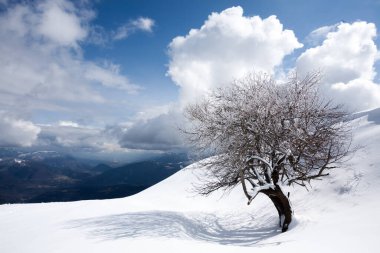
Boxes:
[1,110,380,252]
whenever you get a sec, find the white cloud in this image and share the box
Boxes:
[37,0,87,47]
[298,21,378,83]
[167,6,303,105]
[38,124,100,148]
[132,17,155,32]
[0,0,145,153]
[134,103,173,121]
[84,63,140,92]
[331,79,380,111]
[0,0,90,48]
[305,23,339,46]
[113,26,129,40]
[113,17,155,40]
[297,21,380,111]
[119,6,303,152]
[34,123,160,163]
[58,120,80,127]
[0,113,41,147]
[37,123,118,152]
[0,36,104,102]
[119,109,186,151]
[0,0,139,112]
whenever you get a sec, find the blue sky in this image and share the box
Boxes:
[1,0,380,162]
[85,0,380,97]
[86,0,380,99]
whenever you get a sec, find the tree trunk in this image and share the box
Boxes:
[262,185,292,232]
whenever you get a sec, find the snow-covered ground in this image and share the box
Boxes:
[1,111,380,253]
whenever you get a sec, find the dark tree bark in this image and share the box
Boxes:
[262,186,292,232]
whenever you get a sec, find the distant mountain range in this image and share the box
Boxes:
[0,149,190,204]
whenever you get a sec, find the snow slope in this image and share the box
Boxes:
[1,112,380,253]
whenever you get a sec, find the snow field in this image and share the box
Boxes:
[1,113,380,252]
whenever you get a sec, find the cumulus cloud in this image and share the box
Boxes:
[297,21,378,83]
[119,110,186,151]
[113,17,155,40]
[137,18,380,152]
[0,0,138,104]
[0,113,40,147]
[305,23,339,46]
[167,6,302,105]
[119,6,303,152]
[0,0,145,153]
[36,122,124,153]
[3,2,380,155]
[36,0,88,47]
[330,79,380,111]
[37,124,101,149]
[1,0,90,48]
[297,21,380,111]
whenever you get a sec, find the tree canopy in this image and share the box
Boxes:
[184,72,352,232]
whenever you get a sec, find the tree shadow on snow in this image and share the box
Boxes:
[67,211,284,246]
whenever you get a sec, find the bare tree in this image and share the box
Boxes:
[184,72,352,232]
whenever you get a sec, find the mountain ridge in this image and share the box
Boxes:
[0,152,189,204]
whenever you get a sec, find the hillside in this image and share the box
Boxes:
[0,112,379,252]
